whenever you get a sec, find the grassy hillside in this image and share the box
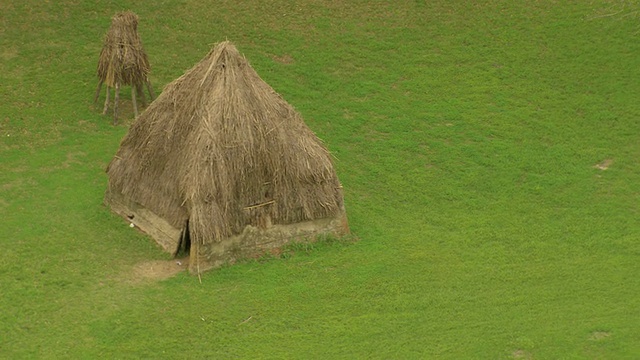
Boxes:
[1,1,639,358]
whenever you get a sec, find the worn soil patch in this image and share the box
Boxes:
[271,53,294,64]
[594,159,613,170]
[126,257,189,283]
[589,331,611,341]
[512,349,533,359]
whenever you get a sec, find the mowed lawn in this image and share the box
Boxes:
[1,1,639,358]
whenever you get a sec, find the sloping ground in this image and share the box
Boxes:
[1,1,639,358]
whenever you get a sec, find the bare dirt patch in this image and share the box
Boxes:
[126,257,189,283]
[271,54,294,64]
[589,331,611,341]
[62,151,86,168]
[512,349,532,359]
[37,151,87,173]
[594,159,613,170]
[2,176,36,191]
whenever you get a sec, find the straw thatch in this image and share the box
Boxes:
[94,11,155,123]
[105,41,347,271]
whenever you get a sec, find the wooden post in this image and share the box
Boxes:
[136,84,146,107]
[113,83,120,125]
[102,86,110,115]
[132,85,138,117]
[94,80,104,103]
[146,80,155,100]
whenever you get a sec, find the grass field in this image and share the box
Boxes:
[1,1,639,358]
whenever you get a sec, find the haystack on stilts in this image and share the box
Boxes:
[104,41,349,274]
[94,11,155,124]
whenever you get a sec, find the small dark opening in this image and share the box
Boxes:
[174,219,191,257]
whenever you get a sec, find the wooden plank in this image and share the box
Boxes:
[191,209,349,273]
[104,189,182,253]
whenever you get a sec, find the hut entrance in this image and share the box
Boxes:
[174,220,191,257]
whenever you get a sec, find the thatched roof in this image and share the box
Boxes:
[97,11,150,87]
[106,41,345,245]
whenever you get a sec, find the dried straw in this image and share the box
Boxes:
[97,11,151,88]
[106,41,345,245]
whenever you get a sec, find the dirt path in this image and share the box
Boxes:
[124,257,189,283]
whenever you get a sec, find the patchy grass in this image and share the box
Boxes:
[1,0,639,358]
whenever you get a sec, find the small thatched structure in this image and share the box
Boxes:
[105,41,349,274]
[94,11,155,124]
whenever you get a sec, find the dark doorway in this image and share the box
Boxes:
[174,219,191,257]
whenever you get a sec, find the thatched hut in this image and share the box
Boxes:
[94,11,155,124]
[105,41,349,274]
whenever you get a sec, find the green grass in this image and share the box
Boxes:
[2,0,640,358]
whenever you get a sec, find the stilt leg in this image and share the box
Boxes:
[132,85,138,118]
[94,80,104,103]
[137,84,146,107]
[113,83,120,125]
[146,80,155,100]
[102,86,110,115]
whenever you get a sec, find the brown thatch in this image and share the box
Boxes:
[97,11,150,88]
[105,41,347,268]
[94,11,154,122]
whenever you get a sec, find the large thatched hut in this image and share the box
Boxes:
[105,41,348,274]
